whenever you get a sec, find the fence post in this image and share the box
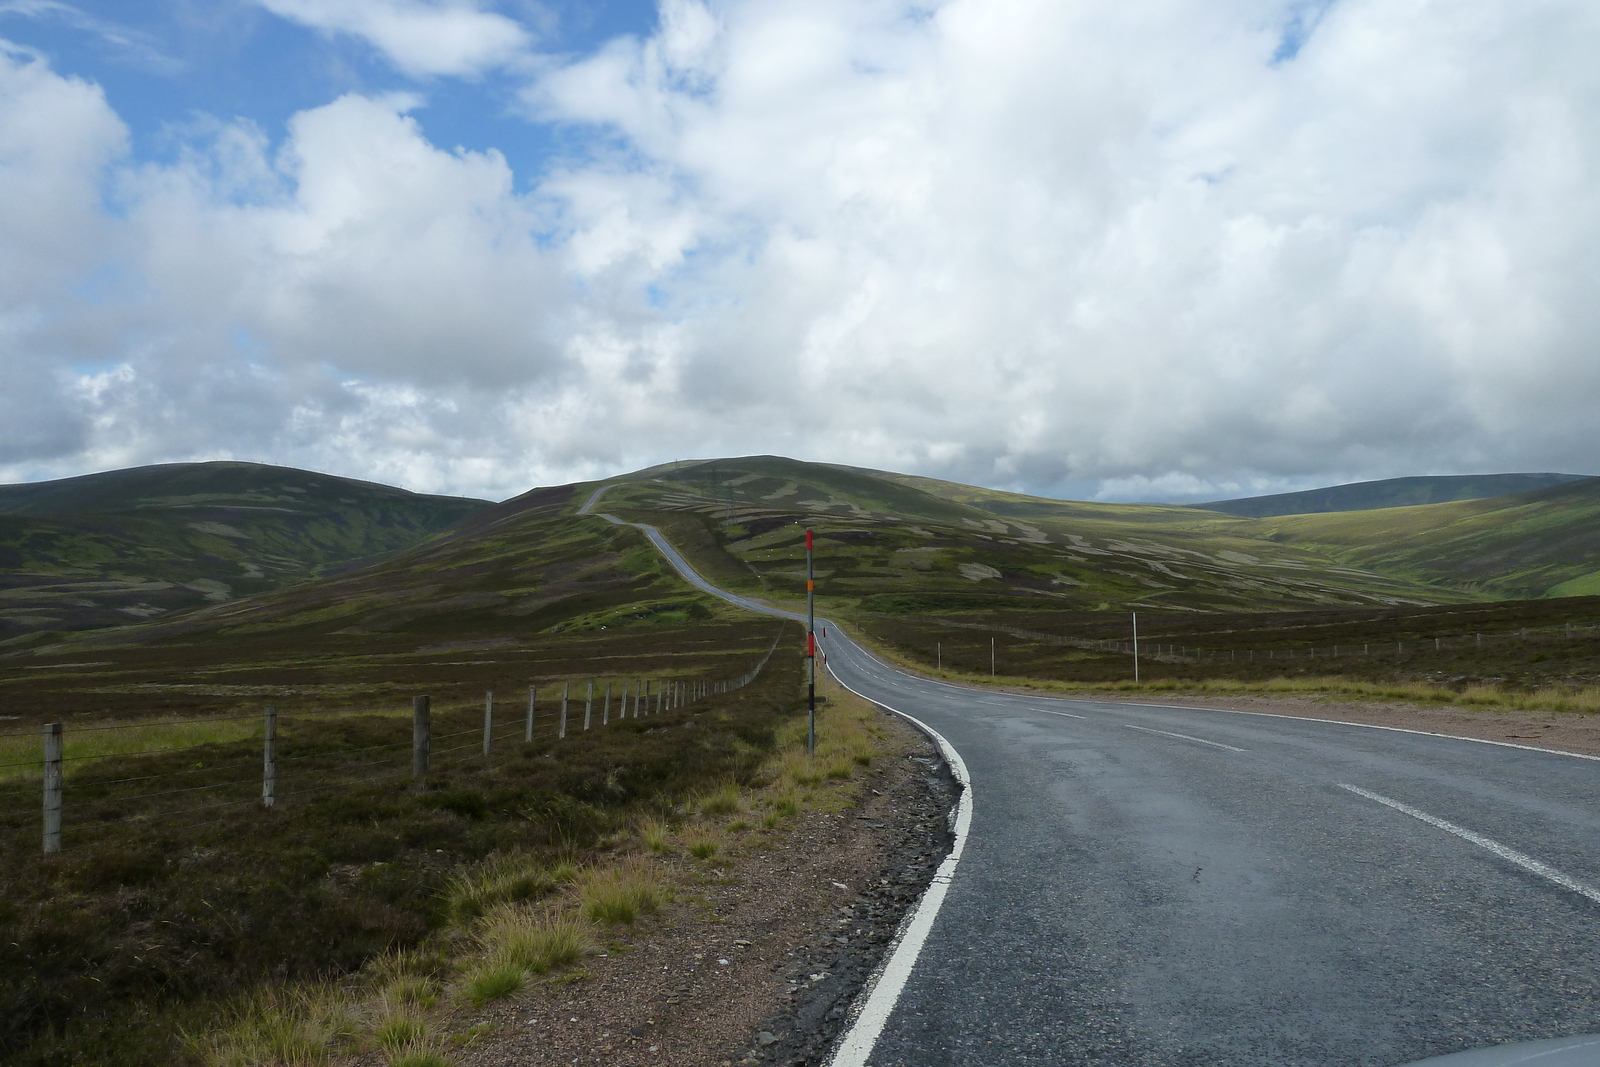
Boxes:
[655,680,662,715]
[636,679,644,717]
[262,705,277,809]
[604,681,612,725]
[559,682,569,738]
[584,681,594,730]
[413,696,431,778]
[526,685,536,742]
[42,722,62,855]
[483,691,494,756]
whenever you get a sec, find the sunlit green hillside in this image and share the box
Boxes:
[1249,477,1600,599]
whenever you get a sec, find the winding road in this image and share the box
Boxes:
[593,500,1600,1066]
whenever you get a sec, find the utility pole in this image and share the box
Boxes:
[806,528,816,756]
[1132,612,1140,683]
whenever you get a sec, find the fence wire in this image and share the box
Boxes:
[6,640,785,853]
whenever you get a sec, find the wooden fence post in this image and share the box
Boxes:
[560,682,569,739]
[42,722,62,855]
[262,705,277,809]
[413,696,431,778]
[483,691,494,756]
[634,679,643,718]
[584,681,594,730]
[526,685,536,742]
[604,681,612,725]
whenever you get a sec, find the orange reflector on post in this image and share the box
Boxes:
[807,579,814,590]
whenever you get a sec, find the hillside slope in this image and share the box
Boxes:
[1251,478,1600,599]
[597,456,1465,614]
[1192,473,1589,518]
[0,462,488,640]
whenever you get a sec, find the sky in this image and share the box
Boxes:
[0,0,1597,504]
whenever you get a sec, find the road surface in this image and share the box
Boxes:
[598,509,1600,1066]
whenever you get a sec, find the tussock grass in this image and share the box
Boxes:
[194,986,357,1067]
[639,817,672,853]
[696,783,743,816]
[372,1011,431,1052]
[480,906,594,973]
[445,855,577,923]
[685,832,721,860]
[579,859,666,924]
[463,962,525,1007]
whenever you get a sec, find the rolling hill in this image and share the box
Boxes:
[8,456,1600,657]
[594,455,1464,614]
[1249,477,1600,600]
[0,462,489,642]
[1191,473,1590,518]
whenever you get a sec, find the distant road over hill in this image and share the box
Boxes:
[1194,473,1589,518]
[0,461,488,642]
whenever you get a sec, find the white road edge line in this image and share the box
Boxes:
[1118,701,1600,764]
[1123,723,1245,752]
[825,668,972,1067]
[1338,784,1600,906]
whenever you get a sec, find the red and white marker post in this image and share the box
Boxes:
[806,527,816,756]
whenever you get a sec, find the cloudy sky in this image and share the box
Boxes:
[0,0,1596,503]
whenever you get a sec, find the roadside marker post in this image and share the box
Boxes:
[807,527,816,757]
[262,705,277,809]
[43,722,63,855]
[412,696,431,779]
[1132,612,1140,683]
[483,691,494,756]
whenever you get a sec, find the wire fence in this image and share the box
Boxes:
[936,619,1600,666]
[3,635,784,855]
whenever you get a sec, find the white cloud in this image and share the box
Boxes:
[256,0,532,77]
[4,0,1600,499]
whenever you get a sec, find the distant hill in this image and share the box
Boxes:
[0,462,489,641]
[1192,473,1589,518]
[1250,477,1600,600]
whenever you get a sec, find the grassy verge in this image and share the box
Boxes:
[186,670,894,1067]
[849,624,1600,715]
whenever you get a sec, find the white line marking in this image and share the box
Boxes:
[825,675,971,1067]
[1037,709,1087,720]
[1123,723,1245,752]
[1339,784,1600,906]
[1118,701,1600,764]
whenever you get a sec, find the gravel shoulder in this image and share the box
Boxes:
[452,706,957,1067]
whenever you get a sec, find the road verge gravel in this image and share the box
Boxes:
[448,708,957,1067]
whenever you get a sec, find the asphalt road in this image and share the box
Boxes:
[603,512,1600,1065]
